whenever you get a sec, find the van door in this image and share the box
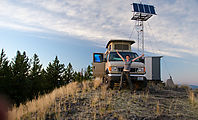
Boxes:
[93,53,105,77]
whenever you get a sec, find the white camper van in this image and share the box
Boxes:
[93,39,147,89]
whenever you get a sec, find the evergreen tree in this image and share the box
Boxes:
[46,56,65,89]
[84,65,92,80]
[0,48,94,106]
[87,65,92,79]
[30,54,42,98]
[39,68,51,94]
[73,68,84,82]
[63,63,74,84]
[73,71,81,82]
[10,51,31,105]
[0,49,11,95]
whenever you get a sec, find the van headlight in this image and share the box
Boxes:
[138,68,144,72]
[111,66,117,71]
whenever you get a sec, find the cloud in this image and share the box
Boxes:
[0,0,197,58]
[148,0,198,56]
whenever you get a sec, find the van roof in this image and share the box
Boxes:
[106,39,135,48]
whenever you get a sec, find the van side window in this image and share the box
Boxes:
[93,53,103,63]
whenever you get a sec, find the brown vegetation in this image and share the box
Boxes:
[8,79,198,120]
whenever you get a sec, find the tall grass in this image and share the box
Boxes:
[8,78,104,120]
[93,77,102,90]
[8,79,198,120]
[189,90,195,105]
[188,89,198,108]
[156,101,160,115]
[8,82,79,120]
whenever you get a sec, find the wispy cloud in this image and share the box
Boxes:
[0,0,197,58]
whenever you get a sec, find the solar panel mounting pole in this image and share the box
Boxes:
[142,21,144,54]
[136,20,144,54]
[131,2,156,55]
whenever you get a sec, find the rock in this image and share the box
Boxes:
[165,76,175,88]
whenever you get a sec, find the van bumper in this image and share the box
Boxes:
[107,74,146,81]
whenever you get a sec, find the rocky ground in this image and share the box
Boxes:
[20,81,198,120]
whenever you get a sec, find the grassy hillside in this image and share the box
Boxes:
[9,79,198,120]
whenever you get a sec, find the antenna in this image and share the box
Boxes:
[131,3,156,54]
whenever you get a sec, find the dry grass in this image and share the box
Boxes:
[93,77,102,90]
[8,79,198,120]
[178,85,198,107]
[9,82,79,120]
[188,89,198,109]
[82,80,92,92]
[101,84,107,100]
[189,90,195,105]
[180,85,190,90]
[8,79,103,120]
[156,101,160,116]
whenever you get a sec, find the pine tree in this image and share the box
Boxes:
[84,65,93,80]
[40,68,51,94]
[10,51,31,105]
[87,65,93,79]
[0,49,11,95]
[46,56,65,89]
[30,54,42,98]
[63,63,74,84]
[0,49,94,106]
[73,71,81,82]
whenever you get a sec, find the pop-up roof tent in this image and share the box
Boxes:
[106,39,135,51]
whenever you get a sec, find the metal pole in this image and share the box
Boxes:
[137,21,140,52]
[142,21,144,54]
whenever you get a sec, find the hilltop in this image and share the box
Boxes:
[9,79,198,120]
[189,85,198,89]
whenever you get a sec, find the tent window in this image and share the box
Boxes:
[115,44,129,50]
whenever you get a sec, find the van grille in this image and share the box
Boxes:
[118,67,123,72]
[130,68,138,72]
[118,67,138,72]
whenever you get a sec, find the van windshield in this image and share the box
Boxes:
[109,52,140,61]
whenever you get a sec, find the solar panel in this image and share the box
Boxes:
[139,4,144,13]
[132,3,156,15]
[133,3,139,12]
[144,5,150,13]
[149,5,156,14]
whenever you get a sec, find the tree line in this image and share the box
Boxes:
[0,49,92,106]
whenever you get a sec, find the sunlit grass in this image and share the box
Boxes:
[9,82,79,120]
[8,79,198,120]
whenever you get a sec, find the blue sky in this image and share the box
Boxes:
[0,0,198,85]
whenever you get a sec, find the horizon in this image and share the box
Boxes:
[0,0,198,85]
